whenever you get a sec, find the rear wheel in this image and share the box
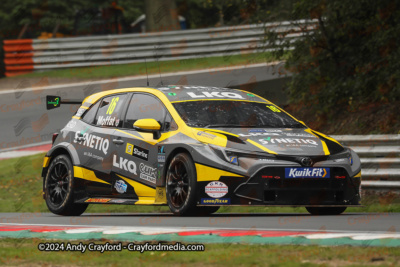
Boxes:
[306,207,347,215]
[44,155,88,216]
[166,153,199,216]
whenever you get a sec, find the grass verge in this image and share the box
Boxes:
[9,52,281,80]
[0,153,399,214]
[0,238,399,266]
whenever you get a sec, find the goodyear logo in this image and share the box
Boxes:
[200,198,230,205]
[285,168,330,178]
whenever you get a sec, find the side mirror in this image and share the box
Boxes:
[133,119,161,139]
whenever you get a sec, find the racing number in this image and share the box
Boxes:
[106,97,119,115]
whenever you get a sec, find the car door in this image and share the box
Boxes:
[75,93,129,196]
[110,93,176,199]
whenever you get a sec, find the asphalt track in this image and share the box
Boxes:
[0,62,290,151]
[0,212,397,233]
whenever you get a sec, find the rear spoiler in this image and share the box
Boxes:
[46,95,82,110]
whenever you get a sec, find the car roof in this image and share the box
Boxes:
[82,85,270,106]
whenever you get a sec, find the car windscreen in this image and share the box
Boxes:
[172,101,305,128]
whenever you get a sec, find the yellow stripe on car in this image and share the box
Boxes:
[117,174,156,204]
[42,157,51,168]
[321,140,330,155]
[247,139,277,155]
[354,171,362,178]
[73,166,110,185]
[195,163,243,181]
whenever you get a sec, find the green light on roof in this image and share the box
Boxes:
[168,93,177,96]
[247,93,255,97]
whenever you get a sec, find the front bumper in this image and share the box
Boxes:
[196,166,361,206]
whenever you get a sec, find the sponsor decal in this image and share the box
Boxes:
[183,86,224,90]
[114,180,127,194]
[74,131,109,155]
[200,198,231,205]
[157,163,164,180]
[75,108,86,117]
[228,156,238,164]
[139,163,156,184]
[334,158,346,162]
[97,115,117,126]
[187,92,244,99]
[266,105,281,112]
[158,155,165,163]
[258,158,275,162]
[262,175,280,179]
[197,131,216,139]
[109,199,128,203]
[156,187,166,201]
[259,138,318,146]
[126,143,149,161]
[205,181,228,198]
[85,198,110,203]
[66,120,76,129]
[285,168,330,178]
[284,133,314,137]
[249,129,266,133]
[158,146,165,154]
[239,132,280,137]
[113,155,137,175]
[83,151,104,161]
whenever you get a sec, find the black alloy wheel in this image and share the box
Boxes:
[44,155,88,216]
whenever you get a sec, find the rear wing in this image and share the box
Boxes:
[46,95,82,110]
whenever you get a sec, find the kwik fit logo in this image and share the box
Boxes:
[285,168,330,178]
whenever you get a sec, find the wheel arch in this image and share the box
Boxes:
[42,143,81,189]
[162,146,194,185]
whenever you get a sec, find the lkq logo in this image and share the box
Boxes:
[113,155,137,175]
[285,167,330,178]
[126,143,149,161]
[139,163,156,184]
[74,131,109,155]
[114,180,127,194]
[187,92,244,99]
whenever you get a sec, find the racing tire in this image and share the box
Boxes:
[166,153,199,216]
[306,207,347,215]
[44,155,88,216]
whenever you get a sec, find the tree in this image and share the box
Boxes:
[269,0,400,113]
[145,0,180,32]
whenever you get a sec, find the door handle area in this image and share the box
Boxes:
[74,137,85,142]
[113,139,124,145]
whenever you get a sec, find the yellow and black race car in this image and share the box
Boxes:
[42,85,361,216]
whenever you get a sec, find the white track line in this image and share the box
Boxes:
[0,222,396,235]
[0,62,281,94]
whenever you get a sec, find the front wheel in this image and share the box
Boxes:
[44,155,88,216]
[166,153,198,216]
[306,207,347,215]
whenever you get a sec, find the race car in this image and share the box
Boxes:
[42,85,361,216]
